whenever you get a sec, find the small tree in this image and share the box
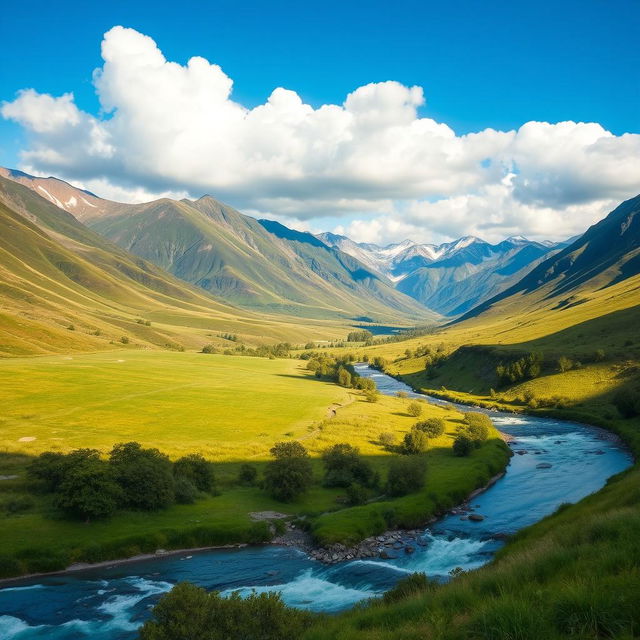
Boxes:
[557,356,573,373]
[337,367,352,388]
[264,442,313,502]
[322,443,374,488]
[109,442,175,510]
[403,428,429,454]
[387,456,426,496]
[174,477,198,504]
[453,434,474,457]
[407,402,423,417]
[462,412,492,444]
[378,432,396,449]
[364,389,379,403]
[238,464,258,485]
[55,454,121,521]
[174,454,215,493]
[415,418,445,438]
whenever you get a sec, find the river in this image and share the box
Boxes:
[0,364,633,639]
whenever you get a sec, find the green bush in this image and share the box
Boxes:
[322,443,374,488]
[382,572,431,604]
[387,456,426,497]
[345,483,369,506]
[407,401,423,417]
[173,454,215,493]
[237,464,258,486]
[403,428,429,454]
[264,442,313,502]
[612,387,640,418]
[174,477,198,504]
[139,582,312,640]
[415,417,445,438]
[453,434,474,457]
[378,432,396,448]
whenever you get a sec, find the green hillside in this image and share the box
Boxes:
[0,177,353,356]
[87,194,431,322]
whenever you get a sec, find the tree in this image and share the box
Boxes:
[415,418,445,438]
[237,464,258,485]
[139,582,312,640]
[387,456,426,496]
[453,434,474,457]
[613,387,640,418]
[55,455,121,520]
[174,477,198,504]
[264,442,313,502]
[337,367,352,388]
[403,428,429,454]
[407,402,423,417]
[109,442,175,510]
[462,412,492,444]
[378,432,396,449]
[322,443,374,488]
[364,389,379,403]
[174,454,215,493]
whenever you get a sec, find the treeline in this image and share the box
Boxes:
[28,443,216,521]
[202,342,292,358]
[302,353,377,397]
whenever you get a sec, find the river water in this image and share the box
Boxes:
[0,365,633,639]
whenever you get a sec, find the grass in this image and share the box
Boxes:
[0,352,509,578]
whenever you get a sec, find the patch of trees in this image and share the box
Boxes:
[496,352,543,386]
[387,456,426,496]
[415,418,445,438]
[452,412,492,456]
[613,386,640,418]
[322,443,377,494]
[263,442,313,502]
[304,355,377,391]
[346,329,373,342]
[28,443,216,520]
[139,582,312,640]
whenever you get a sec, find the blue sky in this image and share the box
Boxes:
[1,0,639,243]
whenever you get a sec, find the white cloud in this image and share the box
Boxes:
[1,25,639,244]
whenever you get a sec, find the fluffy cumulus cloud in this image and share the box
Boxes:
[2,26,639,244]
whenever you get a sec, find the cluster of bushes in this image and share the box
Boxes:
[346,329,374,342]
[202,342,292,359]
[304,354,377,393]
[402,417,445,454]
[496,352,543,386]
[452,412,491,457]
[28,443,216,520]
[139,582,312,640]
[135,318,152,326]
[613,386,640,418]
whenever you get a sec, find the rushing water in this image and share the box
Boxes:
[0,365,633,639]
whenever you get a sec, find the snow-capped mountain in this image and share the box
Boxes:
[318,232,567,316]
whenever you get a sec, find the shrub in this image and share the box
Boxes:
[237,464,258,486]
[396,391,408,398]
[174,477,198,504]
[378,432,396,448]
[55,455,121,520]
[337,367,352,388]
[382,572,431,604]
[345,483,369,506]
[462,412,492,444]
[403,428,429,454]
[364,389,379,402]
[322,443,374,488]
[453,434,474,457]
[173,454,215,493]
[415,417,445,438]
[558,356,573,372]
[139,582,312,640]
[201,344,219,354]
[264,442,313,502]
[407,402,423,417]
[120,336,130,344]
[612,387,640,418]
[347,329,373,342]
[387,456,426,497]
[0,494,35,515]
[110,442,175,511]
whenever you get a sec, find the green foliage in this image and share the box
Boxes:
[496,352,543,386]
[613,386,640,418]
[110,442,175,511]
[322,443,374,488]
[0,494,35,515]
[347,329,373,342]
[403,428,429,454]
[461,412,492,444]
[345,483,369,506]
[120,336,130,344]
[378,432,396,449]
[237,464,258,486]
[139,582,312,640]
[364,389,379,402]
[337,367,352,388]
[382,572,431,604]
[174,477,198,504]
[407,401,423,417]
[264,441,313,502]
[557,355,574,372]
[453,434,474,457]
[386,456,426,497]
[201,344,219,354]
[173,454,215,493]
[415,417,445,438]
[55,453,121,520]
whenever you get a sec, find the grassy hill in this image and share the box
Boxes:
[0,176,356,356]
[0,168,433,324]
[303,196,640,639]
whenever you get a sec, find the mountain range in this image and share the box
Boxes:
[318,232,567,316]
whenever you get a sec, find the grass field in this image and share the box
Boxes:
[0,351,508,577]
